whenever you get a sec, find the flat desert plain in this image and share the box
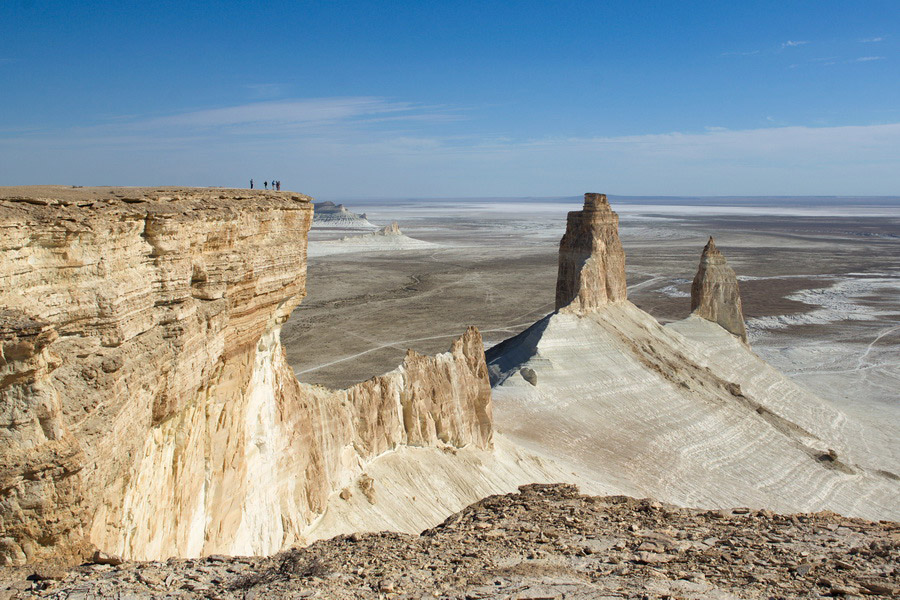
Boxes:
[281,196,899,434]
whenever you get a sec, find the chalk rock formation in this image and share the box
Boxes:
[690,237,748,343]
[377,221,402,236]
[555,193,627,313]
[312,201,375,229]
[307,221,436,257]
[488,194,899,522]
[0,187,492,565]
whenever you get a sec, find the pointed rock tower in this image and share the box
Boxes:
[555,193,627,313]
[691,237,748,344]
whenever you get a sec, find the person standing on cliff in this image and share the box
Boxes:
[250,178,254,189]
[264,181,268,189]
[276,180,281,191]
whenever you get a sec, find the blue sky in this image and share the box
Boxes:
[1,1,898,197]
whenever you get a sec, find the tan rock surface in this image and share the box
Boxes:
[691,237,748,343]
[0,186,493,565]
[6,484,897,599]
[555,193,627,313]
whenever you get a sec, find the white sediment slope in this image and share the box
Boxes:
[304,435,597,542]
[488,306,898,520]
[312,200,377,229]
[485,193,899,521]
[308,222,437,257]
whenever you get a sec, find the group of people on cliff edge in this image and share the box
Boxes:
[249,179,281,190]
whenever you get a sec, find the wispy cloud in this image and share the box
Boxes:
[3,108,899,196]
[56,97,466,140]
[244,83,284,100]
[721,50,760,56]
[782,40,810,48]
[860,36,884,43]
[824,56,887,65]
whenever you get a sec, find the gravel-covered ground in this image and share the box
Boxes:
[3,484,897,599]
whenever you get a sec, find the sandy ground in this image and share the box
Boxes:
[283,197,898,427]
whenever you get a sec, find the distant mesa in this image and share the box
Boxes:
[307,221,436,257]
[555,193,628,313]
[691,236,749,344]
[312,200,376,229]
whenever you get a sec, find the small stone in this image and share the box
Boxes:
[858,581,897,595]
[519,367,538,386]
[92,550,124,566]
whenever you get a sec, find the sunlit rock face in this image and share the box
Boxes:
[0,187,493,565]
[690,237,748,343]
[555,193,627,313]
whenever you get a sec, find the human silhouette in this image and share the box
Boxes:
[264,181,268,189]
[276,180,281,191]
[250,179,254,189]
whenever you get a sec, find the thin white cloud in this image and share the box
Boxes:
[721,50,760,56]
[144,97,414,128]
[860,37,884,43]
[824,56,887,66]
[4,116,899,196]
[782,40,810,48]
[244,83,284,100]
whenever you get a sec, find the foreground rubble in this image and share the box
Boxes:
[2,484,897,599]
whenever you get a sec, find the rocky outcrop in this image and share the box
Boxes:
[690,237,748,343]
[555,193,627,313]
[0,187,492,565]
[376,222,402,236]
[10,484,898,600]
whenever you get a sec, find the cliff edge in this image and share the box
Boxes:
[0,187,492,565]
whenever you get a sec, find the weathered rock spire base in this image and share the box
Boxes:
[690,237,748,343]
[555,193,627,313]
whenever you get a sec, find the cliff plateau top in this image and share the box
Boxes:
[0,185,311,210]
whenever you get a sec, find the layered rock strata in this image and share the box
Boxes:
[690,237,748,343]
[489,195,899,521]
[311,201,374,229]
[0,187,492,565]
[555,193,627,313]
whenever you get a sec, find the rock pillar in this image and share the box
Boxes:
[555,193,627,313]
[690,237,748,343]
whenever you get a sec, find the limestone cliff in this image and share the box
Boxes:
[555,193,627,313]
[0,187,492,565]
[690,237,748,343]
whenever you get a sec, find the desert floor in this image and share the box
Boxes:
[281,197,899,428]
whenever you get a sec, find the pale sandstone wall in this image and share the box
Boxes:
[0,187,492,565]
[555,193,627,313]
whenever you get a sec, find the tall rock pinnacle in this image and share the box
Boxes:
[690,237,748,344]
[555,193,627,313]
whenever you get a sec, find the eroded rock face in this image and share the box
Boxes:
[555,193,627,313]
[376,222,402,236]
[0,187,492,565]
[690,237,748,343]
